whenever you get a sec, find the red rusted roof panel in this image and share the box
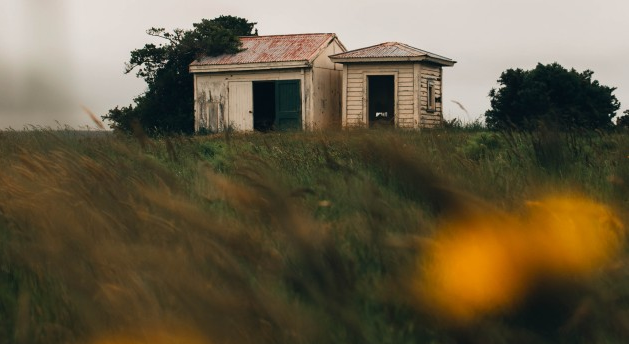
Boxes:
[330,42,454,62]
[191,33,335,66]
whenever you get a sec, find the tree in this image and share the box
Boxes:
[617,110,629,128]
[485,63,620,131]
[103,16,257,134]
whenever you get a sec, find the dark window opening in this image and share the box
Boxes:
[253,81,276,132]
[368,75,395,127]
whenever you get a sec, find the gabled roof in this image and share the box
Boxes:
[190,33,345,73]
[329,42,456,66]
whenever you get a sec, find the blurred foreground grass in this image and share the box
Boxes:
[1,128,629,343]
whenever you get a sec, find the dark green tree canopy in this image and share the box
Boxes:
[485,63,620,131]
[617,109,629,128]
[103,16,257,134]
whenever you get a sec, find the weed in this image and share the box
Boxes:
[0,128,628,343]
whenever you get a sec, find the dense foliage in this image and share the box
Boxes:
[485,63,620,131]
[103,16,257,134]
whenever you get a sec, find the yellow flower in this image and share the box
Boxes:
[415,195,624,324]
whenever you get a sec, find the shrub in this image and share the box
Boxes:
[485,63,620,131]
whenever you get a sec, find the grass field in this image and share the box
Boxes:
[1,127,629,343]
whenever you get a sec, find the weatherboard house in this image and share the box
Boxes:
[190,33,346,132]
[330,42,456,129]
[189,34,455,132]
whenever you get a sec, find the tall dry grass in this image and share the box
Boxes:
[1,128,629,343]
[0,136,327,343]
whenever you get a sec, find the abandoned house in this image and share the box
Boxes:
[329,42,456,128]
[189,33,346,132]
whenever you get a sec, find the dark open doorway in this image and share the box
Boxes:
[253,80,301,131]
[368,75,395,127]
[253,81,276,131]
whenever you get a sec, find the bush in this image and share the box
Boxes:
[616,110,629,128]
[485,63,620,131]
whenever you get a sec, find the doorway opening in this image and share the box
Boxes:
[253,81,276,132]
[252,80,301,131]
[368,75,395,127]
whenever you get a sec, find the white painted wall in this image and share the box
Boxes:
[311,39,344,129]
[194,69,309,132]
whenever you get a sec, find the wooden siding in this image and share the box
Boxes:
[344,62,415,128]
[311,40,344,129]
[195,77,228,131]
[419,64,443,128]
[194,69,310,132]
[340,61,445,129]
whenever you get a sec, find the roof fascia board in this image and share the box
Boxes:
[329,56,426,63]
[334,37,348,53]
[329,56,456,66]
[190,60,311,73]
[306,35,337,63]
[424,57,457,66]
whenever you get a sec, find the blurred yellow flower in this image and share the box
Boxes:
[527,196,623,278]
[415,195,624,324]
[416,213,529,323]
[91,328,210,344]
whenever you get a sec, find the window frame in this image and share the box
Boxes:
[427,79,436,112]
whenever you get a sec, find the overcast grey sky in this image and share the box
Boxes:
[1,0,627,129]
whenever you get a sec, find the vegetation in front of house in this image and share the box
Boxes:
[1,128,629,344]
[103,16,257,134]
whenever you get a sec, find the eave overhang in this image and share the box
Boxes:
[189,60,312,73]
[328,56,456,66]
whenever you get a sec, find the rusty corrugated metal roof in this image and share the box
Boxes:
[190,33,337,66]
[330,42,455,64]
